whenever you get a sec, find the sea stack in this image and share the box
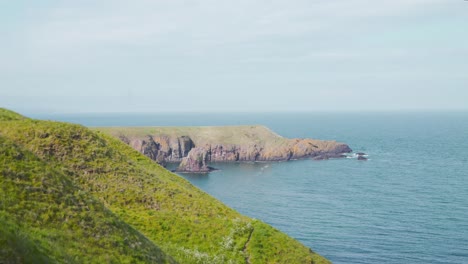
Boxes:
[176,147,216,173]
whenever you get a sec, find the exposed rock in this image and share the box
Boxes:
[312,153,347,161]
[176,147,216,173]
[209,144,263,162]
[119,134,194,166]
[105,126,352,172]
[313,155,329,161]
[149,135,194,161]
[201,139,350,162]
[356,152,368,161]
[155,155,167,167]
[209,144,242,161]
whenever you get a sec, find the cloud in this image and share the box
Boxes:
[1,0,467,112]
[12,0,451,74]
[24,0,449,50]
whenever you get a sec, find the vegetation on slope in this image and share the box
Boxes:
[0,136,175,263]
[0,213,52,264]
[0,108,26,121]
[0,108,330,264]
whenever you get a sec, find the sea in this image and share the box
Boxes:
[32,111,468,264]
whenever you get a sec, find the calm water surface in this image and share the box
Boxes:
[33,112,468,264]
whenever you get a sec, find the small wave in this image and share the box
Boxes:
[345,153,358,158]
[345,152,369,159]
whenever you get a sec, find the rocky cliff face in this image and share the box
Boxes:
[104,126,352,172]
[176,147,215,173]
[173,140,351,172]
[119,134,194,164]
[194,139,351,162]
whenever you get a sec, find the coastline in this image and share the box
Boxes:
[95,125,352,172]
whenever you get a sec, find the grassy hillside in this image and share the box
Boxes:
[0,135,175,263]
[0,108,27,121]
[0,213,53,264]
[0,108,330,264]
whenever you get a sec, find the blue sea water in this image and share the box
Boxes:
[33,112,468,264]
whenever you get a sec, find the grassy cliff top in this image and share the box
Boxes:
[0,108,330,264]
[95,125,347,156]
[96,125,292,146]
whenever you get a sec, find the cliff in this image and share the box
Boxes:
[0,108,330,264]
[97,125,352,172]
[176,147,215,173]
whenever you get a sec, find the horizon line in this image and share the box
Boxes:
[24,109,468,116]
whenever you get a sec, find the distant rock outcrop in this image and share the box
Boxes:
[119,134,194,164]
[313,153,347,160]
[99,125,352,172]
[357,152,368,161]
[175,147,216,173]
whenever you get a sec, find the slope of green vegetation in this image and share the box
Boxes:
[0,213,52,264]
[0,108,26,121]
[0,108,330,264]
[0,136,175,263]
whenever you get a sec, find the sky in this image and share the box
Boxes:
[1,0,467,113]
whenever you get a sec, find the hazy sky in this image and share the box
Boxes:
[1,0,467,113]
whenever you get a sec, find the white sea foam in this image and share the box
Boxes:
[345,152,369,159]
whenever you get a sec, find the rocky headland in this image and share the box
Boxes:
[97,125,352,172]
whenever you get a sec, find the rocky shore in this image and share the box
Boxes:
[97,125,352,172]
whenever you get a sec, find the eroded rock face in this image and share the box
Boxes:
[120,135,194,166]
[115,127,352,172]
[175,139,352,172]
[258,139,351,161]
[176,147,214,173]
[208,144,263,162]
[124,135,351,165]
[151,135,194,161]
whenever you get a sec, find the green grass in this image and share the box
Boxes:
[0,108,330,264]
[95,125,288,147]
[0,135,174,263]
[0,108,26,121]
[248,222,330,264]
[0,213,53,264]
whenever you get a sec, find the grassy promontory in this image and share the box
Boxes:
[97,125,286,147]
[0,108,330,264]
[96,125,351,172]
